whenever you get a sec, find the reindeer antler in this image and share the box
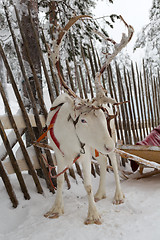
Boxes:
[48,14,133,110]
[94,15,134,105]
[100,15,134,74]
[48,15,92,98]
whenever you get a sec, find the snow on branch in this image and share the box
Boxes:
[98,15,134,74]
[94,15,134,105]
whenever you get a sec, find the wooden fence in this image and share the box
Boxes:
[0,6,160,207]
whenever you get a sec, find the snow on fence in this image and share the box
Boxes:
[0,5,160,207]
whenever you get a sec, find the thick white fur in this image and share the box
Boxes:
[45,93,124,224]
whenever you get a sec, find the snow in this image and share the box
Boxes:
[1,170,160,240]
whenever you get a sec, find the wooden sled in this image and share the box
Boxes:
[116,144,160,179]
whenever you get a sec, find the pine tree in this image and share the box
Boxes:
[134,0,160,71]
[39,0,116,62]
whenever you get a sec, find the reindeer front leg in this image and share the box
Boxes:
[94,154,107,202]
[109,151,125,204]
[81,151,101,225]
[44,157,65,218]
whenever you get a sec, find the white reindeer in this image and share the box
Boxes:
[44,15,134,224]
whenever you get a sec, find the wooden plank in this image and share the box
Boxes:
[0,114,45,129]
[116,147,160,170]
[3,156,40,174]
[117,144,160,163]
[3,151,56,175]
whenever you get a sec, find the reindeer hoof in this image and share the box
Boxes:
[113,198,124,205]
[113,193,125,205]
[94,195,106,202]
[44,212,60,219]
[84,218,102,225]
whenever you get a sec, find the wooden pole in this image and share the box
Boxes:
[96,50,106,89]
[151,76,158,126]
[127,70,139,143]
[0,120,30,200]
[66,60,75,92]
[131,62,141,141]
[135,63,146,139]
[143,60,151,133]
[81,46,94,98]
[139,71,149,137]
[90,39,98,72]
[107,65,120,140]
[0,161,18,208]
[115,63,129,144]
[41,29,59,97]
[69,31,83,98]
[0,129,25,162]
[78,65,88,99]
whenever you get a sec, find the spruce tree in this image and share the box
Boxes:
[134,0,160,71]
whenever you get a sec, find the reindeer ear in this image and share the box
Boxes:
[50,93,71,108]
[67,98,81,121]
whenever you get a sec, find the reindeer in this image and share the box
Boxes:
[44,15,134,224]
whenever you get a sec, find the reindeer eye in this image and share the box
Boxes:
[81,119,87,124]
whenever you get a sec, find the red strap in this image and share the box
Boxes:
[42,152,80,190]
[49,108,64,155]
[36,124,53,143]
[95,149,99,157]
[51,154,80,179]
[36,106,64,155]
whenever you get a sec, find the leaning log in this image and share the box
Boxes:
[0,161,18,208]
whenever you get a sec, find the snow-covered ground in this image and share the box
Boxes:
[1,170,160,240]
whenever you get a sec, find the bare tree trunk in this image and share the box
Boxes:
[48,1,57,40]
[0,54,8,104]
[18,0,42,111]
[16,0,42,150]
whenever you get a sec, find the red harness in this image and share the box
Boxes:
[36,105,64,154]
[49,107,64,155]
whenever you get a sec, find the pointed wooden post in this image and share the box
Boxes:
[0,161,18,208]
[0,120,30,200]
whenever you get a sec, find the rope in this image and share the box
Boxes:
[42,153,80,190]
